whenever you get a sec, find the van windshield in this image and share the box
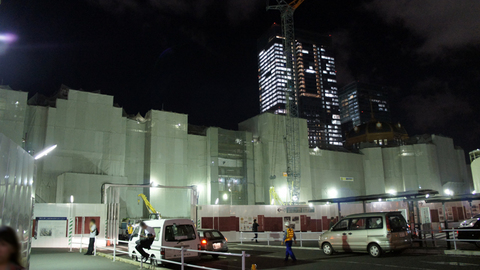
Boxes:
[165,225,196,242]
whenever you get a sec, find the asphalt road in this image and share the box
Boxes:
[158,243,480,270]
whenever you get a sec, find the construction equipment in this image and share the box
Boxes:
[137,194,161,220]
[269,187,285,205]
[266,0,304,204]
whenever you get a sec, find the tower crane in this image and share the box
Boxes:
[266,0,304,204]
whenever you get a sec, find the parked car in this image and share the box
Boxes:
[197,229,228,258]
[457,217,480,248]
[459,214,480,228]
[128,219,201,266]
[319,211,411,258]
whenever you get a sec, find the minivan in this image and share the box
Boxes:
[319,211,411,257]
[128,219,201,265]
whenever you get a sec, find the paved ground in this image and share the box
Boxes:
[31,242,480,270]
[30,248,139,270]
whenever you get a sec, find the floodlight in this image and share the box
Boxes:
[34,145,57,160]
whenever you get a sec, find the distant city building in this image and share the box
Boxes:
[258,24,342,148]
[339,81,391,136]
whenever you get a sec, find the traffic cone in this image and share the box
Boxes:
[251,264,257,270]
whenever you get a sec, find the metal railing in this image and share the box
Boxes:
[95,238,251,270]
[239,231,323,247]
[412,228,480,251]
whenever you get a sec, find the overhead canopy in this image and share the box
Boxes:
[424,194,480,203]
[308,189,438,204]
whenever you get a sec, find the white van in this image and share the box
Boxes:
[128,219,200,265]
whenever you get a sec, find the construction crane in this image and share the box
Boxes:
[267,0,304,204]
[269,187,285,205]
[137,194,161,220]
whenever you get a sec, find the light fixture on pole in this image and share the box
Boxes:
[34,144,57,160]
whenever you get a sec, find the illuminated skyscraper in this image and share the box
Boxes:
[258,24,342,148]
[339,81,391,135]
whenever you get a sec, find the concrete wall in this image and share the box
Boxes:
[0,87,28,146]
[472,158,480,192]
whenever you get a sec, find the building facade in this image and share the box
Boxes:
[339,81,391,136]
[0,86,474,221]
[258,25,342,148]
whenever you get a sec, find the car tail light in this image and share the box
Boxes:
[386,217,391,232]
[201,239,207,245]
[161,248,165,256]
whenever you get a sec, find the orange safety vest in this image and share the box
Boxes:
[284,228,295,242]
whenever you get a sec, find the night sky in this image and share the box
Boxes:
[1,0,479,158]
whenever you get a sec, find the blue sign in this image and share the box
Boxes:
[36,217,67,221]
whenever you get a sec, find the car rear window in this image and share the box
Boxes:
[388,215,408,232]
[165,225,197,242]
[209,231,224,239]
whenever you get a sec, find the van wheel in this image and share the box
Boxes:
[212,254,219,259]
[322,243,334,256]
[368,243,382,258]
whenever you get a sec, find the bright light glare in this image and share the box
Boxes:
[387,189,397,195]
[473,190,476,195]
[327,188,338,198]
[0,33,17,43]
[271,199,275,205]
[426,194,430,198]
[444,189,453,196]
[215,198,219,205]
[223,193,228,200]
[34,144,57,160]
[308,203,313,208]
[70,195,74,203]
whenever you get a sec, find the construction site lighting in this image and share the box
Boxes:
[327,188,338,198]
[223,193,228,200]
[70,195,74,203]
[34,144,57,160]
[215,198,219,205]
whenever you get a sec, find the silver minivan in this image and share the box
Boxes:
[319,211,411,257]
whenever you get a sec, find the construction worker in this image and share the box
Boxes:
[127,223,133,237]
[281,222,297,262]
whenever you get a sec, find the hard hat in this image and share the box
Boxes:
[285,222,290,227]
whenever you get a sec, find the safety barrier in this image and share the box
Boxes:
[95,238,251,270]
[239,231,323,247]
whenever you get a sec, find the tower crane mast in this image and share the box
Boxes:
[266,0,304,204]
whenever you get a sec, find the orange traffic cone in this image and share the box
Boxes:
[251,264,257,270]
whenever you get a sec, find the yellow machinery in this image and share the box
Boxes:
[269,187,285,205]
[138,194,161,220]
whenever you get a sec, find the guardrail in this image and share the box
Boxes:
[239,231,323,247]
[95,238,251,270]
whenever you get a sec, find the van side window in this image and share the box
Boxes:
[349,218,366,230]
[367,217,383,229]
[332,219,349,231]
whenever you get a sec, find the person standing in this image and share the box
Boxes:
[329,217,336,229]
[135,222,156,262]
[281,222,296,262]
[85,219,97,255]
[0,226,25,269]
[251,219,259,243]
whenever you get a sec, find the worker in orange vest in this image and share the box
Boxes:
[281,222,297,262]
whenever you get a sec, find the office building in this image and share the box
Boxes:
[339,81,391,135]
[258,25,342,148]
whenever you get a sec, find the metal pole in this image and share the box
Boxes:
[94,241,96,256]
[300,231,303,247]
[242,251,246,270]
[452,229,457,251]
[240,231,243,244]
[267,232,269,246]
[443,202,451,249]
[80,217,84,253]
[181,246,185,270]
[113,238,116,262]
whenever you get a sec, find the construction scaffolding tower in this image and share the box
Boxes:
[266,0,304,204]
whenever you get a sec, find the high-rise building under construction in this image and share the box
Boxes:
[258,24,342,148]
